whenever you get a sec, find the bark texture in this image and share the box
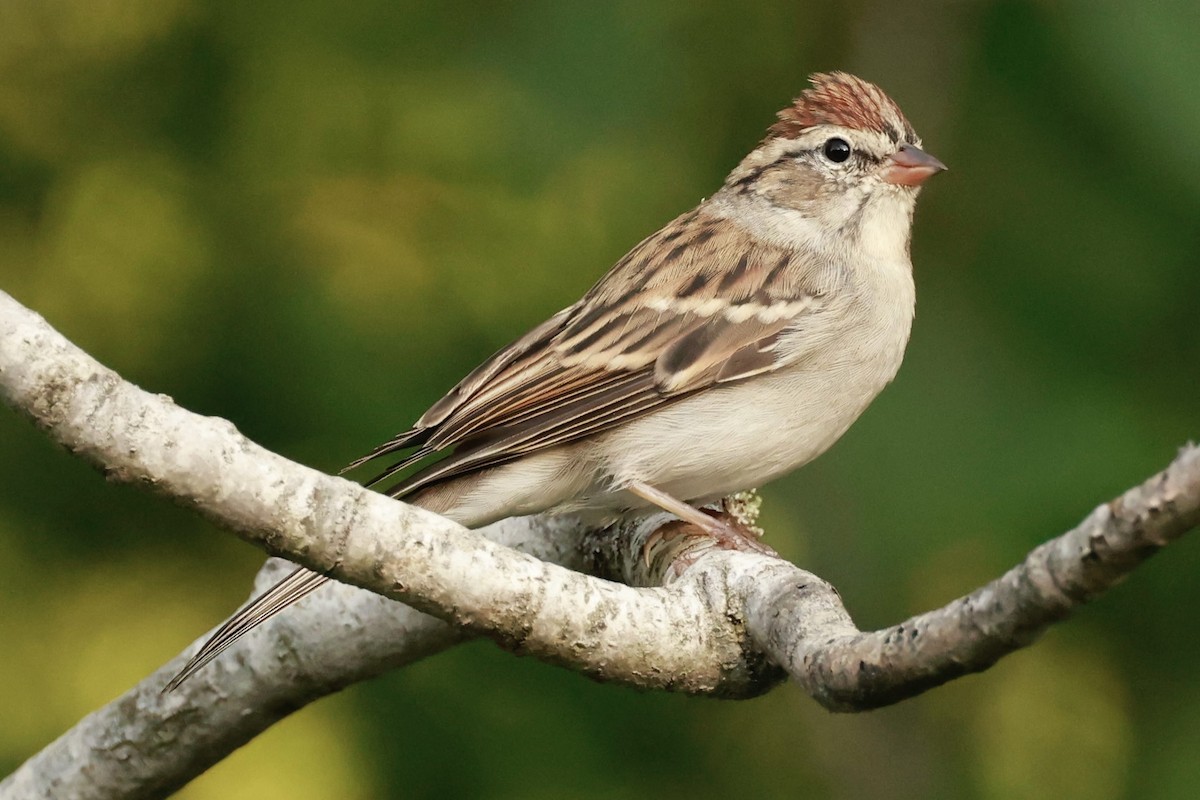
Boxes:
[2,289,1197,798]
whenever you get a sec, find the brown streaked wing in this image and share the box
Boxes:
[342,305,578,473]
[381,309,811,499]
[414,305,578,429]
[353,209,835,497]
[424,363,630,450]
[407,212,717,445]
[654,316,792,393]
[383,369,663,498]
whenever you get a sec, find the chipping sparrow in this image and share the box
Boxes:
[166,72,944,689]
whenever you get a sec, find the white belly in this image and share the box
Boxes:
[591,355,895,506]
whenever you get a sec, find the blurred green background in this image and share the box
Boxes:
[2,0,1198,797]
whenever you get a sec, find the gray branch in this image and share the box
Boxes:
[2,288,1198,799]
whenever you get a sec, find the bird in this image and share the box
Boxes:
[165,71,944,691]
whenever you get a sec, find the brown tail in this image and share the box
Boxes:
[162,567,330,692]
[165,430,433,691]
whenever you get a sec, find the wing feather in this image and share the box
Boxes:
[351,208,840,497]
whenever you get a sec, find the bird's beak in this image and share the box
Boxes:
[883,143,947,187]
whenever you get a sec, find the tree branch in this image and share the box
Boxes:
[743,445,1200,710]
[0,290,770,694]
[2,287,1198,798]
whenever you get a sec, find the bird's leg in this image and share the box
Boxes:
[624,480,775,561]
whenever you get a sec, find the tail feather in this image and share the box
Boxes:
[163,567,330,692]
[166,431,428,691]
[339,426,431,474]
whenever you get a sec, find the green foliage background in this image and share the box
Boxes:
[1,1,1198,797]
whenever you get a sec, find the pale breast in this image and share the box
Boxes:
[589,255,915,505]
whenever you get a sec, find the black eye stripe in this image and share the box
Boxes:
[813,140,885,167]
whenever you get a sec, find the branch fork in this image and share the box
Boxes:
[2,289,1198,798]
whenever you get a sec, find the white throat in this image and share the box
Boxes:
[855,190,916,264]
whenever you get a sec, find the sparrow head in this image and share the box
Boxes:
[721,72,944,255]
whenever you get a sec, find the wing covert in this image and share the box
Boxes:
[353,208,838,496]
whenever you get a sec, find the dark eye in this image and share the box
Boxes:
[822,137,852,163]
